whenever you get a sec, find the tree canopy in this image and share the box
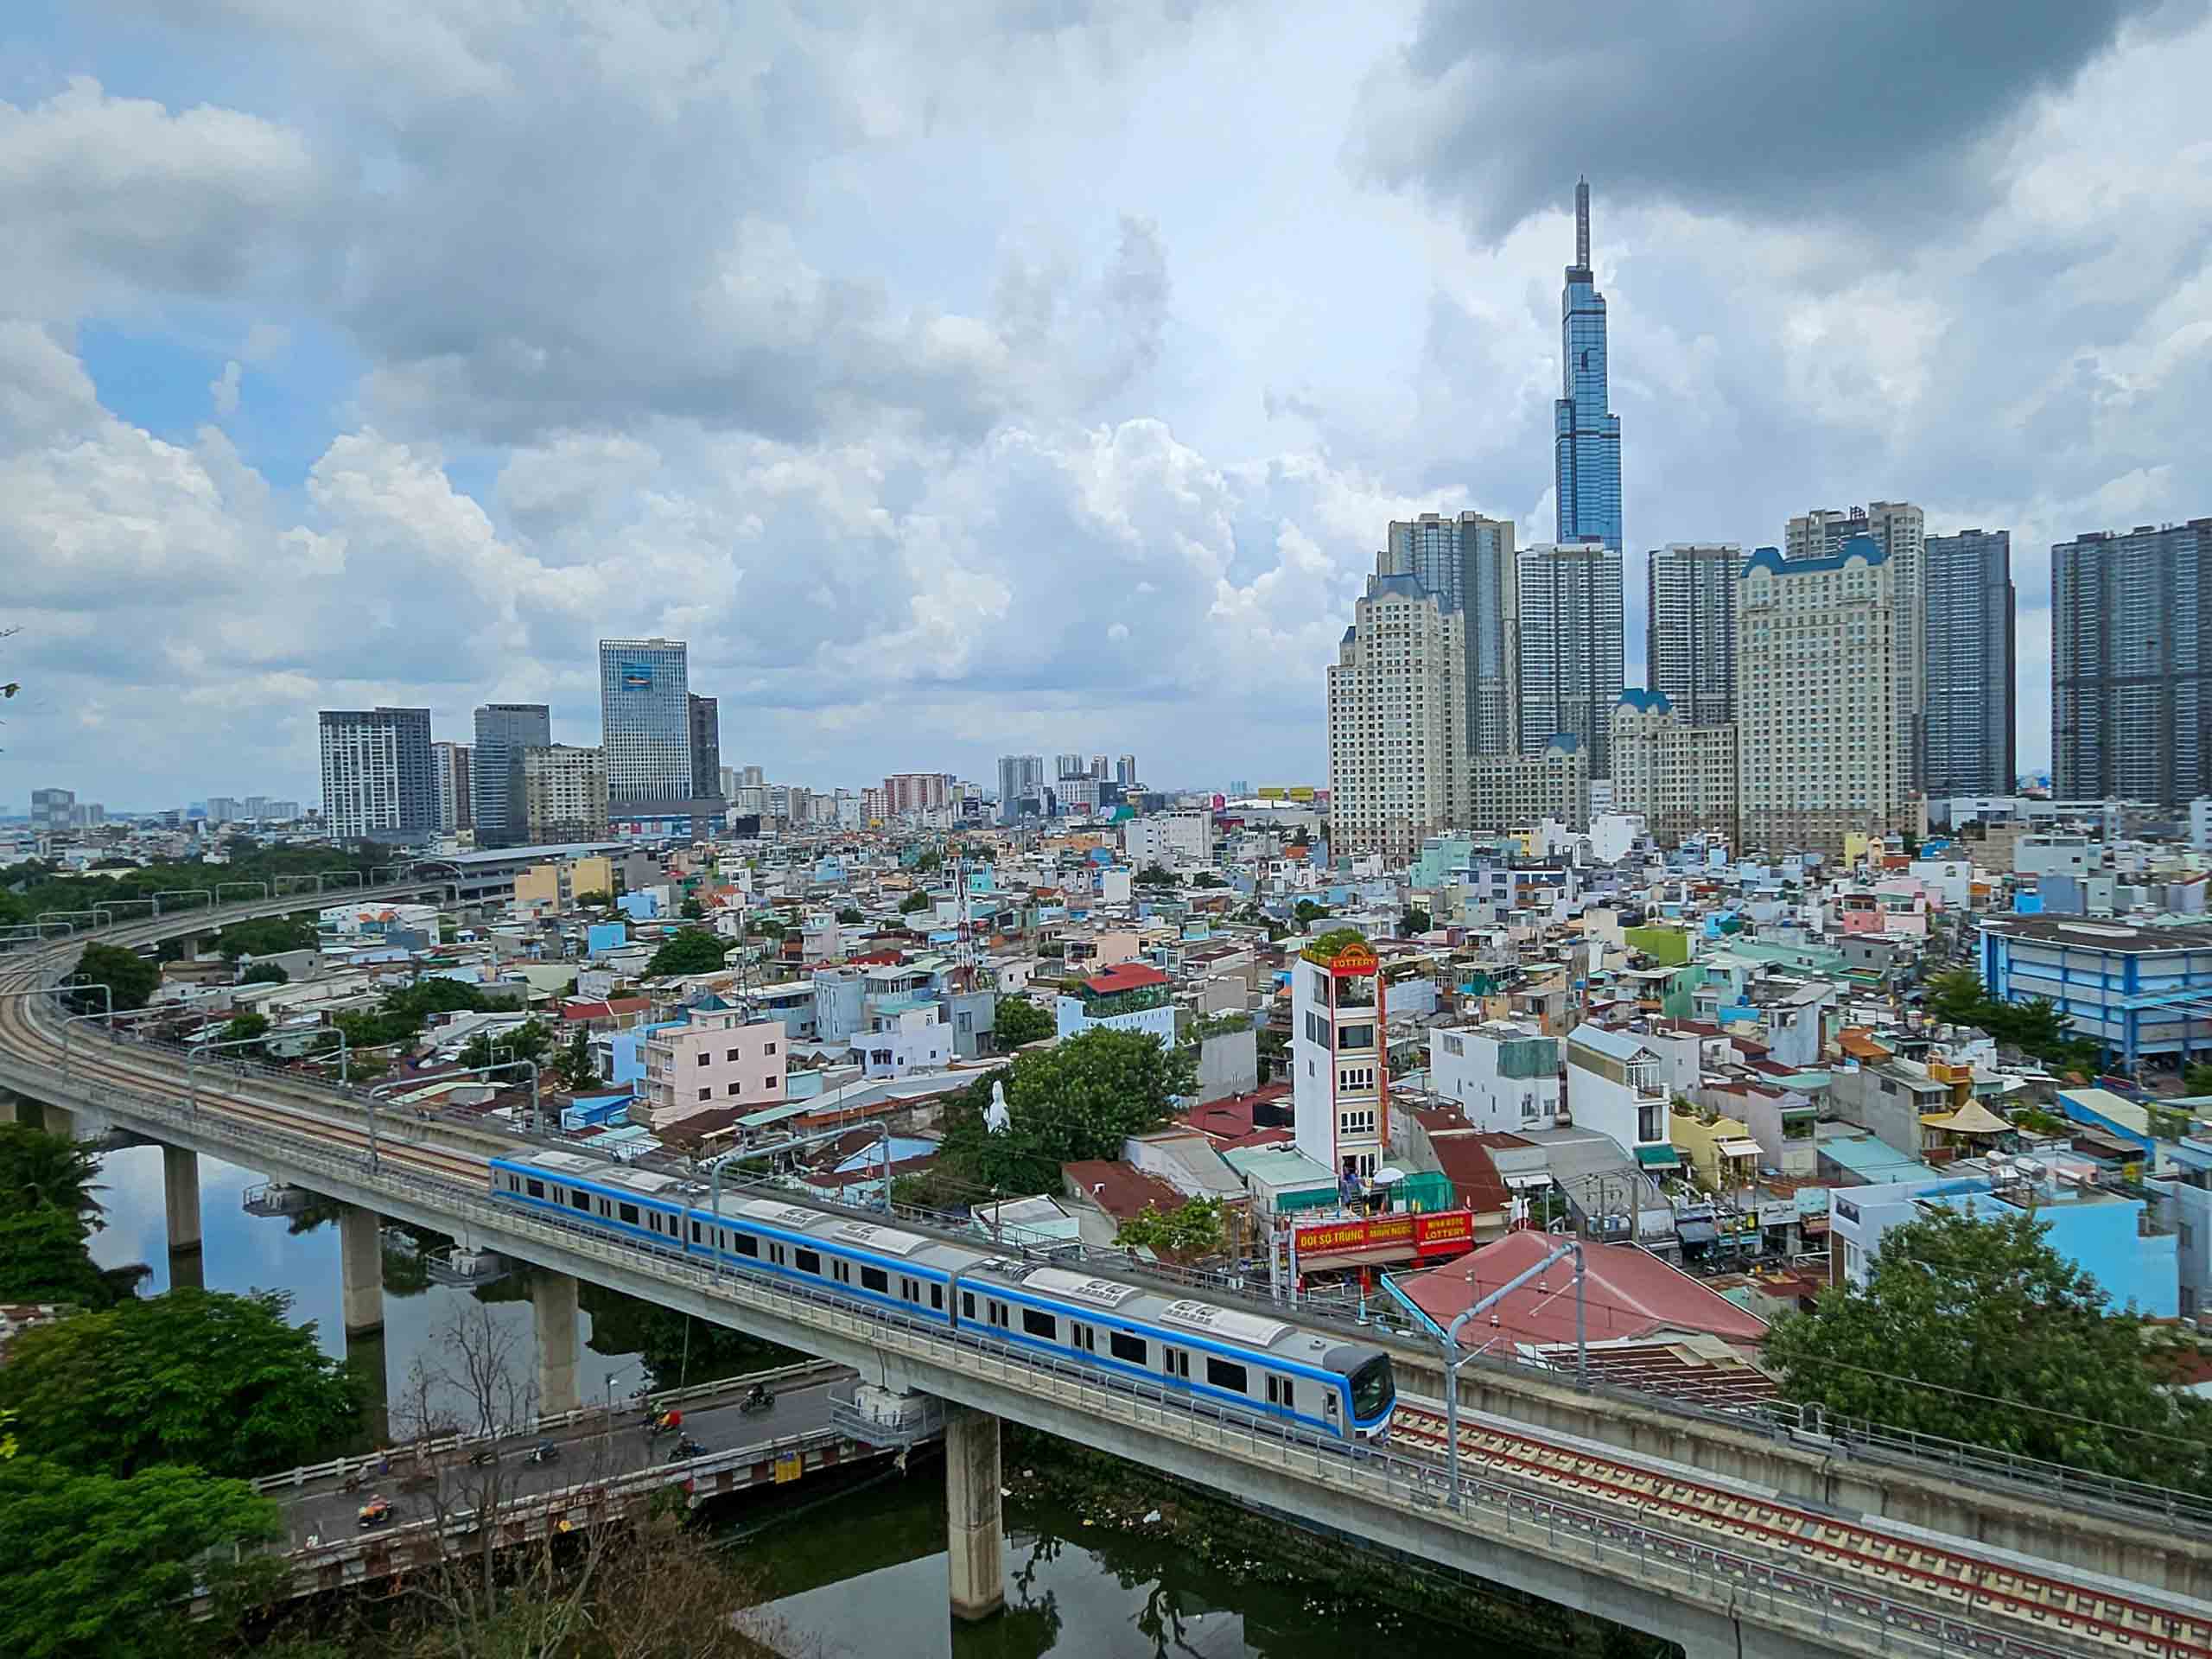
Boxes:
[0,1288,362,1479]
[992,996,1055,1050]
[1399,906,1433,936]
[836,906,864,925]
[931,1028,1195,1198]
[0,1455,279,1659]
[678,897,706,919]
[1923,969,2101,1074]
[644,928,732,977]
[0,1127,120,1307]
[238,961,289,985]
[458,1019,553,1073]
[898,890,933,914]
[1115,1197,1225,1261]
[1764,1208,2212,1490]
[212,913,316,961]
[67,943,158,1013]
[0,1124,103,1230]
[1134,864,1179,888]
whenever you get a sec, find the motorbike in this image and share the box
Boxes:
[666,1437,705,1464]
[468,1447,498,1466]
[357,1496,394,1530]
[527,1440,560,1466]
[739,1388,773,1417]
[646,1410,683,1438]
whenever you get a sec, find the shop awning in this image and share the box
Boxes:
[1716,1138,1762,1159]
[1634,1144,1682,1170]
[1676,1219,1719,1244]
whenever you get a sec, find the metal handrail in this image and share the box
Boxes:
[15,894,2212,1540]
[2,1055,2190,1659]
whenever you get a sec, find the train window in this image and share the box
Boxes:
[690,1221,702,1243]
[961,1293,976,1319]
[794,1249,822,1275]
[1206,1357,1248,1394]
[1109,1332,1147,1365]
[569,1189,591,1212]
[1020,1308,1057,1340]
[619,1203,639,1226]
[526,1179,544,1199]
[931,1285,944,1311]
[860,1266,888,1293]
[732,1233,759,1258]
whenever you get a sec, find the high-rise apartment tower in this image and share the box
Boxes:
[1644,543,1738,727]
[1382,512,1519,756]
[471,703,550,848]
[1922,529,2016,798]
[1516,543,1625,776]
[598,639,693,808]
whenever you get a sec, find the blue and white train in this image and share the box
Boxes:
[488,1150,1396,1441]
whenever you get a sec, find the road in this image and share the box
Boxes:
[286,1371,850,1547]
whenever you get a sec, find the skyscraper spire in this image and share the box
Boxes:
[1555,175,1620,550]
[1574,175,1590,270]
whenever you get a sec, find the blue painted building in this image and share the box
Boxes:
[1980,916,2212,1070]
[586,921,628,956]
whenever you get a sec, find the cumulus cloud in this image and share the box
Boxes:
[1353,0,2181,245]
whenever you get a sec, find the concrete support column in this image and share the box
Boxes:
[531,1271,581,1416]
[0,1089,18,1124]
[162,1146,204,1292]
[944,1406,1005,1622]
[338,1203,384,1337]
[38,1101,71,1139]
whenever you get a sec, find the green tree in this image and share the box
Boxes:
[836,906,865,925]
[0,1288,361,1479]
[2186,1061,2212,1097]
[993,995,1055,1050]
[0,1211,121,1307]
[679,896,706,919]
[459,1019,553,1073]
[67,943,158,1013]
[237,961,289,985]
[0,1124,104,1230]
[1256,1025,1289,1081]
[644,928,732,977]
[934,1029,1195,1197]
[899,890,933,914]
[218,1011,270,1054]
[1292,899,1327,926]
[1191,871,1228,888]
[555,1025,597,1092]
[1926,968,1987,1027]
[1764,1208,2212,1489]
[0,1456,280,1659]
[573,889,613,909]
[212,914,316,961]
[1134,864,1179,888]
[753,916,787,939]
[1400,906,1433,935]
[1114,1197,1225,1260]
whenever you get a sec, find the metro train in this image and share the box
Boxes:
[487,1150,1396,1440]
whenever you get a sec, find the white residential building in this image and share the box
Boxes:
[1427,1023,1560,1133]
[1608,691,1738,848]
[1122,810,1211,868]
[318,707,435,843]
[1736,538,1904,855]
[1564,1024,1674,1164]
[1327,573,1464,860]
[1291,938,1388,1182]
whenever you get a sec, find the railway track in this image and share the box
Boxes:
[1393,1405,2212,1658]
[8,914,2212,1658]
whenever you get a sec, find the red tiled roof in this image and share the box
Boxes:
[1084,962,1171,995]
[1397,1232,1769,1354]
[1061,1160,1185,1220]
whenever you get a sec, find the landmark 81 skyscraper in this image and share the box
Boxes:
[1555,177,1621,550]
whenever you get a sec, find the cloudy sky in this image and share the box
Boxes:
[6,0,2209,809]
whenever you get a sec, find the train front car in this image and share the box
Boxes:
[1324,1344,1397,1440]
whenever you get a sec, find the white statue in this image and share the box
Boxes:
[984,1079,1011,1135]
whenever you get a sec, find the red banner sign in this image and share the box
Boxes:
[1294,1209,1474,1262]
[1327,941,1379,978]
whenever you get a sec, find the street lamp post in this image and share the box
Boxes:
[1436,1240,1585,1510]
[152,889,213,918]
[58,1005,165,1080]
[39,909,114,932]
[186,1032,283,1115]
[213,881,269,906]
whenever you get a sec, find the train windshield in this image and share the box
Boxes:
[1350,1355,1395,1421]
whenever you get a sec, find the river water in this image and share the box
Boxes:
[88,1143,1502,1658]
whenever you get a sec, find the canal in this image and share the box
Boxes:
[87,1141,1586,1657]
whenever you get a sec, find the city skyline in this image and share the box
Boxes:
[8,5,2207,802]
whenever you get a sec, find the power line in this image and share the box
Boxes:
[1798,1352,2212,1452]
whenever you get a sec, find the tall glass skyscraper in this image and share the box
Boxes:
[1382,511,1519,755]
[598,639,693,807]
[470,702,550,848]
[1923,529,2016,798]
[2052,520,2210,804]
[1554,177,1622,551]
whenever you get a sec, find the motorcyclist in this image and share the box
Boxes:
[530,1439,559,1465]
[742,1382,771,1411]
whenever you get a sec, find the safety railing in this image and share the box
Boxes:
[0,1057,2173,1659]
[13,900,2212,1555]
[250,1359,849,1494]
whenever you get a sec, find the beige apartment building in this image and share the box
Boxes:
[1327,573,1465,859]
[520,744,610,843]
[1608,691,1738,847]
[1464,738,1590,834]
[1737,540,1904,855]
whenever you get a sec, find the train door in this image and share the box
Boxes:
[1161,1345,1190,1382]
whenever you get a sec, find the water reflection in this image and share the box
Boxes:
[87,1144,645,1435]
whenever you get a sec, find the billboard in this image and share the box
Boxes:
[1293,1209,1475,1263]
[620,663,654,689]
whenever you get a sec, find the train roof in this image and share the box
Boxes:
[959,1257,1380,1370]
